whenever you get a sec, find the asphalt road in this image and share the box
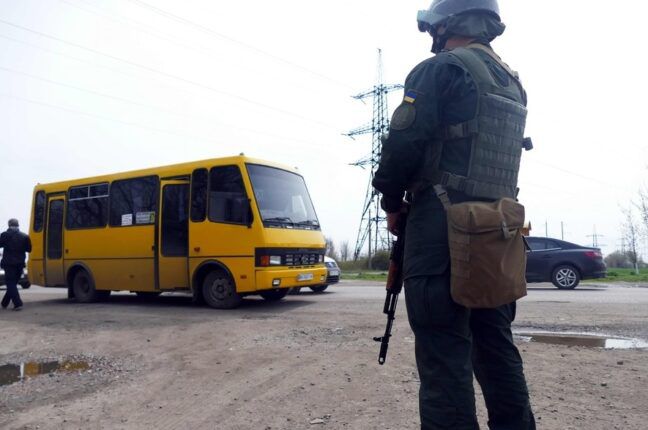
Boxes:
[12,280,648,304]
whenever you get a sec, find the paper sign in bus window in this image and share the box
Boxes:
[136,212,155,224]
[121,214,133,226]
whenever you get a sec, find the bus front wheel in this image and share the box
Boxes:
[202,271,242,309]
[72,269,108,303]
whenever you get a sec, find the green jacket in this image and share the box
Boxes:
[372,44,527,278]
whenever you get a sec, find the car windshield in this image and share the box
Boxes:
[247,164,320,229]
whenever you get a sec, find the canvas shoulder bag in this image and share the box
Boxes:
[434,185,528,309]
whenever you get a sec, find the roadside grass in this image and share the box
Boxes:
[588,268,648,283]
[341,271,388,282]
[342,268,648,284]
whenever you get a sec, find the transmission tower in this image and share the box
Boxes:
[345,49,403,262]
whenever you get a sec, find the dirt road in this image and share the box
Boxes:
[1,282,647,429]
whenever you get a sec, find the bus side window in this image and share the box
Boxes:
[190,168,208,222]
[208,166,249,225]
[67,183,109,229]
[33,190,46,232]
[109,176,158,227]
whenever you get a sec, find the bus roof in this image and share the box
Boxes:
[33,155,301,191]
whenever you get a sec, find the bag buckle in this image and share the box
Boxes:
[433,185,452,210]
[501,221,512,240]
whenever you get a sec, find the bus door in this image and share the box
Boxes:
[158,180,190,290]
[45,197,65,286]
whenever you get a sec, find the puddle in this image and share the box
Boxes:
[0,360,90,387]
[515,332,648,350]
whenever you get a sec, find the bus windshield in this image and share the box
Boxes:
[247,164,320,230]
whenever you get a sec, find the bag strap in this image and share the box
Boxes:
[433,185,452,211]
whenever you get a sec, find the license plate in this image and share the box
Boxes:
[329,270,339,277]
[297,273,314,282]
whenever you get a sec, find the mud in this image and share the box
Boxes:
[515,332,648,349]
[0,283,646,429]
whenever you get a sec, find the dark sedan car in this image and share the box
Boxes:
[525,237,607,289]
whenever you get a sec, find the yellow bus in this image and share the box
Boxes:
[27,156,327,309]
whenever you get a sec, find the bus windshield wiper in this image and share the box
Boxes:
[264,216,295,225]
[296,219,320,228]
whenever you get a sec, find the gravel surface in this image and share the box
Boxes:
[0,282,646,429]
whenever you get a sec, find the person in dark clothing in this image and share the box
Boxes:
[372,1,536,429]
[1,219,32,311]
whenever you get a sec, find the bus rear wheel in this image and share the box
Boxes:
[202,271,241,309]
[260,289,289,302]
[72,269,107,303]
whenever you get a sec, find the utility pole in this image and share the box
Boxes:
[545,220,548,238]
[346,49,403,260]
[561,222,564,240]
[587,225,605,248]
[368,209,372,270]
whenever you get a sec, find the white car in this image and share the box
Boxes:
[290,256,340,294]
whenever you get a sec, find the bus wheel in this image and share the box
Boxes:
[72,269,100,303]
[310,285,328,293]
[202,271,242,309]
[260,289,289,302]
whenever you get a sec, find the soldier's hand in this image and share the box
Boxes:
[387,212,401,236]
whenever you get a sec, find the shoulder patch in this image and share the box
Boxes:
[403,90,418,104]
[390,102,416,131]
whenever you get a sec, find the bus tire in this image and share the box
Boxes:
[309,285,328,293]
[260,289,289,302]
[72,269,100,303]
[202,270,242,309]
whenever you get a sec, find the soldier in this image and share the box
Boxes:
[372,1,536,429]
[1,219,32,311]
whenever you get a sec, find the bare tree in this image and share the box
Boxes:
[339,241,350,262]
[636,188,648,232]
[622,207,641,275]
[325,237,338,260]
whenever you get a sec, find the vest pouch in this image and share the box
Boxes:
[446,198,527,308]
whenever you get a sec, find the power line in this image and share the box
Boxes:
[0,32,341,137]
[0,18,339,130]
[0,92,337,152]
[0,92,229,145]
[125,0,355,90]
[60,0,349,98]
[527,159,628,192]
[0,65,337,149]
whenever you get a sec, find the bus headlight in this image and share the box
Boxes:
[260,255,282,266]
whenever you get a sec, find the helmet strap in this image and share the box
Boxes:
[431,36,448,54]
[430,27,449,54]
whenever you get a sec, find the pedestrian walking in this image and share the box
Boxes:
[1,218,32,311]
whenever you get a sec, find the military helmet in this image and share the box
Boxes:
[417,0,501,32]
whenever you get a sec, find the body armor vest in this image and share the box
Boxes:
[426,44,530,200]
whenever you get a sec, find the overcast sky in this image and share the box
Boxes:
[1,0,646,257]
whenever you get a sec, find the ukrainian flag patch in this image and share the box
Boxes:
[404,90,418,104]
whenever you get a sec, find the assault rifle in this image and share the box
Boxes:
[373,203,409,365]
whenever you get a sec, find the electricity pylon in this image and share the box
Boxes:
[345,49,403,263]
